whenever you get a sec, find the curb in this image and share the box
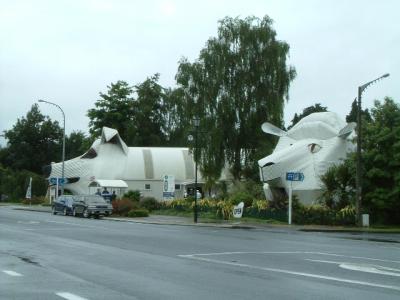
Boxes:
[103,217,257,229]
[13,207,51,213]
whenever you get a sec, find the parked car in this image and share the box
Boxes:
[72,195,113,218]
[52,195,78,216]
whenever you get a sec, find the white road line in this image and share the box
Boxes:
[306,259,400,277]
[46,220,91,227]
[3,270,23,277]
[340,263,400,277]
[17,221,40,224]
[56,292,88,300]
[179,251,400,264]
[46,220,110,230]
[179,255,400,292]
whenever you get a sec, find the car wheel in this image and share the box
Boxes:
[83,209,90,218]
[63,207,67,216]
[52,206,56,215]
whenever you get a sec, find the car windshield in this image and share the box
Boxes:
[85,196,106,204]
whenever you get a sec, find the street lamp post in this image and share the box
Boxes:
[193,117,200,223]
[38,99,66,196]
[356,73,389,226]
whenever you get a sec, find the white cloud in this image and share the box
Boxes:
[0,0,398,142]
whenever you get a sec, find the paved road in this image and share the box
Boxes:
[0,207,399,300]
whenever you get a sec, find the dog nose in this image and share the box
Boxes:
[261,162,281,181]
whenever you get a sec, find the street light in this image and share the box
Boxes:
[38,99,66,196]
[193,117,200,223]
[356,73,389,226]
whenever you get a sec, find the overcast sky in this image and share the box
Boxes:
[1,0,399,146]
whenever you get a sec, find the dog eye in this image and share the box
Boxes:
[81,148,97,159]
[308,143,321,153]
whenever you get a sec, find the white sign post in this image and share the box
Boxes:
[288,183,292,225]
[286,172,304,225]
[162,175,175,200]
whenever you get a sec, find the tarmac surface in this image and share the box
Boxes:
[10,204,400,239]
[1,205,399,300]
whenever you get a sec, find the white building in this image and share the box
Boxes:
[47,127,231,200]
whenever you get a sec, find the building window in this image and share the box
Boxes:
[175,184,181,190]
[145,184,151,190]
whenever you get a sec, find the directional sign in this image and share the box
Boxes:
[49,177,67,185]
[286,172,304,182]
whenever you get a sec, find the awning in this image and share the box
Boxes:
[180,181,205,185]
[88,179,128,188]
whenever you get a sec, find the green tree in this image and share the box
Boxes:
[319,97,400,224]
[87,76,169,146]
[176,16,296,181]
[65,131,92,159]
[1,104,62,174]
[319,159,355,210]
[362,97,400,224]
[346,98,372,123]
[288,103,328,129]
[130,74,167,146]
[163,87,190,146]
[0,165,47,200]
[87,81,135,141]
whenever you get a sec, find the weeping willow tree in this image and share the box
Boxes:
[176,16,296,181]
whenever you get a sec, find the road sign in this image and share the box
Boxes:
[286,172,304,181]
[286,172,304,225]
[49,177,67,185]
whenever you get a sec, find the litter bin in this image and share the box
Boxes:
[362,214,369,227]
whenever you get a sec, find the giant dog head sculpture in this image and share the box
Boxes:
[258,112,356,204]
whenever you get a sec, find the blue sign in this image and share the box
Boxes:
[286,172,304,181]
[49,177,67,185]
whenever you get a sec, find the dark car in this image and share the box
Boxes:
[72,195,113,218]
[52,195,77,216]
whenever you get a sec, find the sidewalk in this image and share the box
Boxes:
[11,205,260,229]
[8,204,400,235]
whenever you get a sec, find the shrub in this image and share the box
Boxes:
[123,190,141,202]
[22,196,46,205]
[112,198,138,216]
[229,191,253,207]
[293,204,356,225]
[169,199,191,211]
[216,201,233,220]
[127,209,149,218]
[197,198,216,212]
[140,197,159,211]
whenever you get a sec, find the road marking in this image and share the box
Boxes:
[3,270,23,277]
[179,251,400,264]
[46,220,108,230]
[56,292,88,300]
[17,221,39,224]
[306,259,400,277]
[340,263,400,277]
[179,254,400,292]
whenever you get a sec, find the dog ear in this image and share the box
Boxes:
[261,122,287,137]
[338,122,356,138]
[100,127,129,155]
